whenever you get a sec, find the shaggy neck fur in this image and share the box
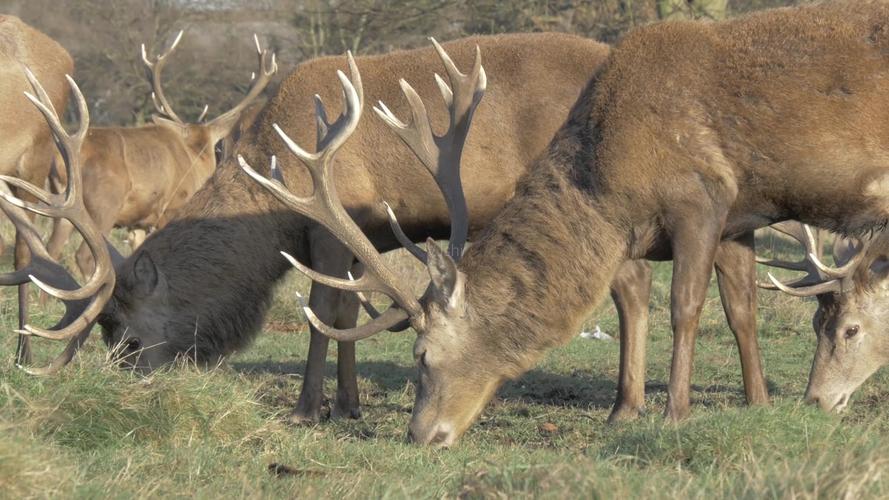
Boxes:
[458,74,628,373]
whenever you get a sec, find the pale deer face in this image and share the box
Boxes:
[407,245,517,446]
[805,256,889,411]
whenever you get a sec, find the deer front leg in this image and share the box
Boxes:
[665,214,726,421]
[608,259,652,424]
[714,231,769,406]
[291,233,355,423]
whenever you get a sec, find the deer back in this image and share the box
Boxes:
[0,15,73,184]
[237,32,609,249]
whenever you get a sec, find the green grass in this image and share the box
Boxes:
[2,227,889,498]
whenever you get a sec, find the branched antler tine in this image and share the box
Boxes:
[0,184,65,219]
[281,251,380,292]
[0,175,54,205]
[239,155,314,211]
[316,69,362,152]
[756,272,827,290]
[314,94,330,140]
[22,67,58,118]
[383,201,427,263]
[372,102,406,131]
[400,79,436,162]
[207,37,278,129]
[142,30,185,123]
[754,255,808,271]
[346,51,363,106]
[19,327,92,376]
[434,73,453,107]
[348,270,381,319]
[296,292,409,342]
[19,290,108,340]
[272,125,317,166]
[765,273,842,297]
[809,238,870,279]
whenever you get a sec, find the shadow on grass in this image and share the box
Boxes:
[233,358,765,413]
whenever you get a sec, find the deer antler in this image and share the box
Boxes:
[206,34,277,135]
[0,69,117,374]
[756,221,869,296]
[142,30,186,123]
[240,52,418,337]
[374,39,485,263]
[241,41,485,341]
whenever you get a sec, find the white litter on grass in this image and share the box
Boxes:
[579,325,613,341]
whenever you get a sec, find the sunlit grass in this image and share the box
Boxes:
[2,223,888,498]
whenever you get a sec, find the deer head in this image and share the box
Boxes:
[759,222,889,412]
[142,31,277,159]
[240,39,492,446]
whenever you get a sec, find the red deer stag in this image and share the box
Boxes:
[759,222,889,413]
[44,31,276,275]
[0,15,74,366]
[253,2,889,445]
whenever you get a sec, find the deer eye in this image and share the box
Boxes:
[418,350,428,368]
[844,326,860,339]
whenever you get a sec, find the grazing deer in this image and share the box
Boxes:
[759,223,888,413]
[44,32,276,275]
[246,2,889,446]
[0,15,74,365]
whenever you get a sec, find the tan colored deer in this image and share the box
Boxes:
[245,1,889,445]
[0,15,73,365]
[44,32,276,275]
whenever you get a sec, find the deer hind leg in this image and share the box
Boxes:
[291,232,355,424]
[330,260,363,420]
[608,259,653,424]
[664,211,727,422]
[714,231,769,406]
[14,229,31,365]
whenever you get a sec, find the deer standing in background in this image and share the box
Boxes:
[255,2,889,446]
[0,15,73,366]
[44,31,276,275]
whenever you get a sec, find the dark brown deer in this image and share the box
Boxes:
[44,31,276,275]
[255,2,889,445]
[0,15,74,366]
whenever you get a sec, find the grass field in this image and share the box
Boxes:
[2,227,889,498]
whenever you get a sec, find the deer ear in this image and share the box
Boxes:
[869,255,889,283]
[426,239,464,311]
[130,251,166,298]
